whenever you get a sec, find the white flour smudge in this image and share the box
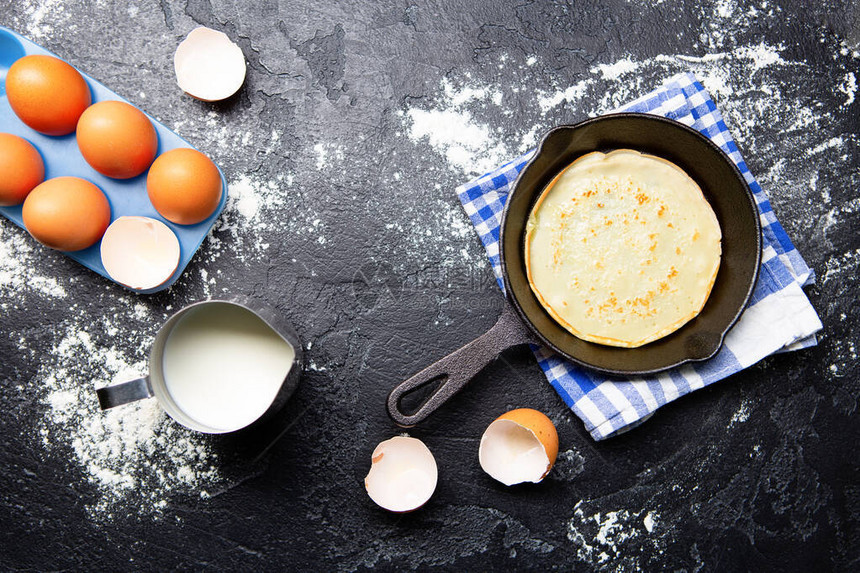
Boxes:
[807,137,846,156]
[313,142,345,171]
[403,78,516,177]
[201,172,297,264]
[537,81,589,114]
[643,511,656,533]
[399,41,822,184]
[37,323,222,520]
[314,143,328,170]
[14,0,68,40]
[226,173,287,225]
[838,72,857,106]
[822,248,860,284]
[595,58,638,80]
[823,322,858,380]
[550,448,587,482]
[404,107,510,177]
[729,400,752,427]
[0,225,67,301]
[567,502,661,569]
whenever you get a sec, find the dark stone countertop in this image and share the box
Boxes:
[1,1,857,571]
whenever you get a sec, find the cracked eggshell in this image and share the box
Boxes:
[174,27,246,102]
[479,408,559,486]
[100,216,180,290]
[364,436,438,513]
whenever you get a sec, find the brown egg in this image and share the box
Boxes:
[76,100,158,179]
[22,177,111,251]
[147,148,222,225]
[0,133,44,206]
[5,55,91,136]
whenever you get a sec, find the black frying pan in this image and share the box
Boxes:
[387,114,761,427]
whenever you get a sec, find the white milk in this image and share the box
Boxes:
[161,303,295,431]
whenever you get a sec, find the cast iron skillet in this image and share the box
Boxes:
[387,113,761,427]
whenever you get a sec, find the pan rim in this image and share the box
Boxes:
[499,113,762,376]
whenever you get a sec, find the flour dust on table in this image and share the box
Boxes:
[36,322,226,520]
[567,503,664,571]
[0,224,67,300]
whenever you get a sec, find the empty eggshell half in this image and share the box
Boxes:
[365,436,438,513]
[100,216,180,290]
[174,27,246,101]
[479,408,559,486]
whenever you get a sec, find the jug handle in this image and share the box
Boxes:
[96,376,153,410]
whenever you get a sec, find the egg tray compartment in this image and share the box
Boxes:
[0,26,228,294]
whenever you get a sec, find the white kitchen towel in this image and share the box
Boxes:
[456,72,823,440]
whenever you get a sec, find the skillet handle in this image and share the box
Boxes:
[387,304,534,427]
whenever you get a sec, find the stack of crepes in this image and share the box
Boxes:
[456,72,823,440]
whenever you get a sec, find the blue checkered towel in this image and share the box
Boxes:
[456,72,823,440]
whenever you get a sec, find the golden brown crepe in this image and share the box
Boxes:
[525,149,722,348]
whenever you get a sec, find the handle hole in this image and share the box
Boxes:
[397,374,447,416]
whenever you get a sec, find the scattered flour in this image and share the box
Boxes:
[537,81,589,114]
[314,142,328,170]
[401,75,517,177]
[550,448,587,481]
[823,336,858,380]
[14,0,68,40]
[807,137,845,156]
[404,107,510,177]
[736,42,787,72]
[567,502,661,570]
[643,512,656,533]
[313,142,345,171]
[822,248,860,284]
[0,225,67,301]
[201,173,296,263]
[729,400,752,427]
[594,58,638,80]
[37,324,223,520]
[400,39,823,188]
[714,0,735,18]
[839,39,860,60]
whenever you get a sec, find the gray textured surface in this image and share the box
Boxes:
[1,1,858,571]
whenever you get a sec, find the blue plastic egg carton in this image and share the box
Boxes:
[0,25,228,294]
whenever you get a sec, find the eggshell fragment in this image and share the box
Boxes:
[174,27,246,101]
[479,408,559,486]
[365,436,438,513]
[100,216,180,290]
